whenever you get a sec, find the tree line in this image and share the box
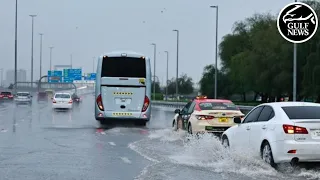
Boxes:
[152,73,194,97]
[200,1,320,102]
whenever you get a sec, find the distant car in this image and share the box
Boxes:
[52,93,73,110]
[0,91,14,100]
[221,102,320,168]
[14,92,32,104]
[71,93,81,103]
[37,92,48,102]
[172,96,245,135]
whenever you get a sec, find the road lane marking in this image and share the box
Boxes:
[108,142,116,146]
[128,140,159,163]
[120,157,131,164]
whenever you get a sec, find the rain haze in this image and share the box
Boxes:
[0,0,292,84]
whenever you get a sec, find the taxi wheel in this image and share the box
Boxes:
[187,123,192,134]
[172,120,178,131]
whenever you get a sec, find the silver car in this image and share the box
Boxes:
[14,92,32,105]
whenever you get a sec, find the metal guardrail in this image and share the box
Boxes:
[151,100,254,111]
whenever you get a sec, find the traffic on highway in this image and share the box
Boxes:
[2,0,320,180]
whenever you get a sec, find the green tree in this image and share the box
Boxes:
[151,81,161,94]
[199,1,320,102]
[199,64,231,99]
[167,73,194,95]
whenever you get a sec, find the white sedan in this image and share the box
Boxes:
[221,102,320,168]
[14,92,32,104]
[52,93,73,110]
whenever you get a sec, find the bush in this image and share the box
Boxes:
[151,93,163,100]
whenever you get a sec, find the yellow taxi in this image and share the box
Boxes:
[172,96,245,135]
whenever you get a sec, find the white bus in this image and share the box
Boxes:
[94,51,152,126]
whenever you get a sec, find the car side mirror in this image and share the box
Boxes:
[174,109,180,114]
[234,117,242,124]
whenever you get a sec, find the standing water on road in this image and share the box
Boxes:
[129,127,320,180]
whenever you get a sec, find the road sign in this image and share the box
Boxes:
[47,70,62,83]
[63,69,82,83]
[84,73,96,80]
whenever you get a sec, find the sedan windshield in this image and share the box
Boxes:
[17,93,30,96]
[1,92,11,95]
[282,106,320,119]
[55,94,70,98]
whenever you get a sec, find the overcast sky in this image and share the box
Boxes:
[0,0,293,85]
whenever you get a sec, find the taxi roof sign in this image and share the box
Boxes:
[196,95,207,99]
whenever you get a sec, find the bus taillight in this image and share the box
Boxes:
[96,94,104,111]
[142,96,150,112]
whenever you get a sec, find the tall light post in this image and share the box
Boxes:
[164,51,169,101]
[151,43,156,100]
[293,0,298,101]
[210,5,219,99]
[29,15,36,87]
[0,68,3,87]
[70,54,73,68]
[173,29,179,100]
[14,0,18,93]
[49,46,54,72]
[39,33,43,79]
[93,57,95,72]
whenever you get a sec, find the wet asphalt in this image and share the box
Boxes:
[0,93,319,180]
[0,95,152,180]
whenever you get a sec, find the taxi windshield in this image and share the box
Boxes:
[199,102,238,110]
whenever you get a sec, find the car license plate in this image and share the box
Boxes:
[4,97,8,99]
[219,117,228,123]
[312,130,320,137]
[115,98,131,104]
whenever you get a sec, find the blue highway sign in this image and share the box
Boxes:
[84,73,96,80]
[63,69,82,83]
[47,70,62,83]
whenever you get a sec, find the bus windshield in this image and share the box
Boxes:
[101,57,146,78]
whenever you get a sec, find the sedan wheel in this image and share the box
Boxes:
[222,136,229,148]
[261,142,275,167]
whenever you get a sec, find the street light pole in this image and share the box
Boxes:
[39,33,43,79]
[210,5,219,99]
[49,46,54,72]
[293,0,298,101]
[173,29,179,100]
[29,15,36,87]
[0,69,3,87]
[70,54,73,68]
[93,57,95,72]
[164,51,169,101]
[151,43,156,100]
[14,0,18,93]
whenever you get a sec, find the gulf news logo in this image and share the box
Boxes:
[277,2,318,43]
